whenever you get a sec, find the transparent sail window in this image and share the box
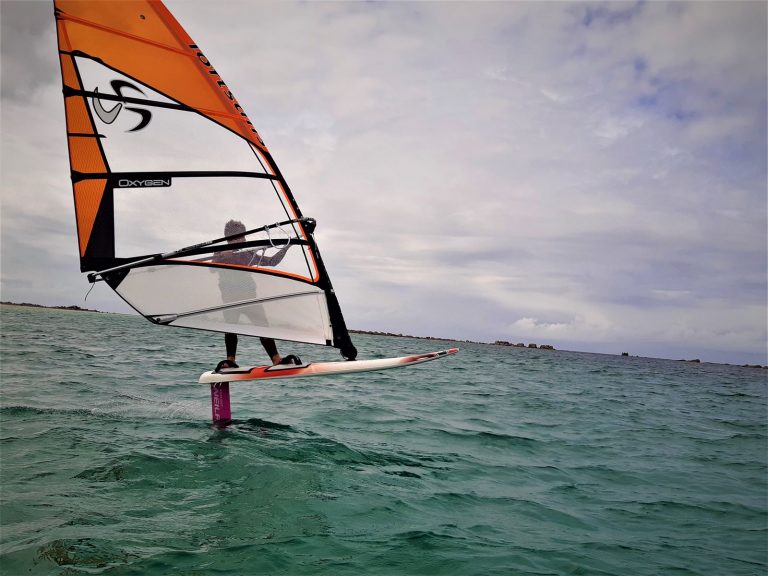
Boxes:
[112,175,293,254]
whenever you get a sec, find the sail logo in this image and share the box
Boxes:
[116,179,171,188]
[92,80,152,132]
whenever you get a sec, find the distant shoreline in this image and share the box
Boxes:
[3,301,765,368]
[1,301,103,314]
[349,329,557,351]
[0,303,483,343]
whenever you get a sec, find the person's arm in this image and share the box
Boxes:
[253,243,291,267]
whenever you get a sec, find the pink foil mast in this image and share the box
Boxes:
[210,383,232,428]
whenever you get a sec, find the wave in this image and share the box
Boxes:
[36,538,137,570]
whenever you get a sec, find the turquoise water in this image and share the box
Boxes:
[1,304,766,575]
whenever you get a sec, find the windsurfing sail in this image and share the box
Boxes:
[54,0,357,359]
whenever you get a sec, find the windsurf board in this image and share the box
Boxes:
[199,348,459,384]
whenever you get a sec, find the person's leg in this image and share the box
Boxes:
[260,337,281,365]
[225,333,238,362]
[213,333,240,372]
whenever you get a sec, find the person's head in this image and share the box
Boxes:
[225,219,246,243]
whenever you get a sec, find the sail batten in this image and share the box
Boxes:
[65,85,268,126]
[71,170,280,184]
[63,86,194,113]
[54,0,357,358]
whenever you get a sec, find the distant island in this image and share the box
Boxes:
[1,301,103,314]
[493,340,555,350]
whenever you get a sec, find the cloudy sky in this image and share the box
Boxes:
[1,1,766,364]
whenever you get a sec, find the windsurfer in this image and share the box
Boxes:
[214,219,301,371]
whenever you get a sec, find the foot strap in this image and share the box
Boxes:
[215,359,239,373]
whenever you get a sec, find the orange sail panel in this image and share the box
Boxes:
[56,0,266,149]
[73,179,107,257]
[53,0,357,358]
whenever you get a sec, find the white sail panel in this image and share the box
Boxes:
[170,297,332,345]
[112,265,332,344]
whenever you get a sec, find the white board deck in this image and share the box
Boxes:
[199,348,459,384]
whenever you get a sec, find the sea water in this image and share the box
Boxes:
[1,304,766,575]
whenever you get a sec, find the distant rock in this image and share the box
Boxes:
[528,343,538,349]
